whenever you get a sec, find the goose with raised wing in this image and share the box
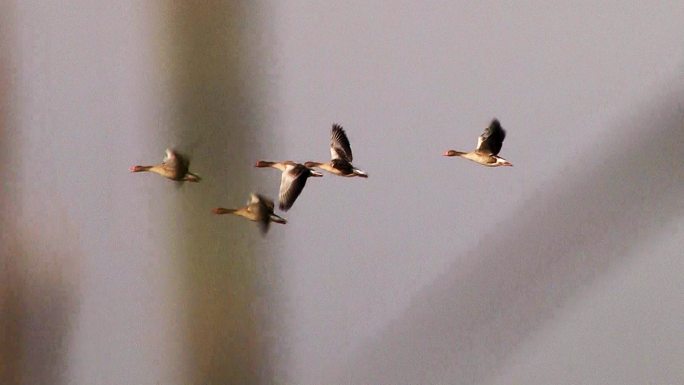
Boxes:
[443,119,512,167]
[255,160,323,211]
[305,124,368,177]
[212,193,286,234]
[130,148,201,181]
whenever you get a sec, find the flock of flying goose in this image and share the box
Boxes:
[130,119,512,233]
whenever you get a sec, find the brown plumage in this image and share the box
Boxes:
[255,160,323,211]
[305,123,368,177]
[443,119,513,167]
[212,193,286,234]
[130,148,201,181]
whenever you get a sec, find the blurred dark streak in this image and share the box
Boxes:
[169,2,277,384]
[334,88,684,384]
[1,6,79,384]
[1,238,80,385]
[0,2,21,383]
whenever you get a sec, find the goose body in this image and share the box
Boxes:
[130,149,201,181]
[255,160,323,211]
[305,124,368,178]
[213,193,286,234]
[443,119,512,167]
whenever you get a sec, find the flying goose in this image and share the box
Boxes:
[212,193,286,234]
[443,119,512,167]
[255,160,323,211]
[305,124,368,177]
[130,148,201,181]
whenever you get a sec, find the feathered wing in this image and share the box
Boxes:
[330,124,353,162]
[279,165,309,211]
[261,195,275,211]
[476,119,506,155]
[162,149,190,177]
[330,158,355,174]
[248,193,261,205]
[162,149,177,169]
[162,149,173,163]
[251,194,274,234]
[175,152,191,176]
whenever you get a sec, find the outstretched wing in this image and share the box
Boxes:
[251,194,274,234]
[330,124,353,162]
[476,119,506,155]
[162,148,190,177]
[255,193,275,211]
[279,164,310,211]
[330,158,355,174]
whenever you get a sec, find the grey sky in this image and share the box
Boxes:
[1,1,683,385]
[270,2,684,383]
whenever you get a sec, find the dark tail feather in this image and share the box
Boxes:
[270,214,287,224]
[353,169,368,178]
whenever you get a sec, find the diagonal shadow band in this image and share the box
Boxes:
[332,88,684,385]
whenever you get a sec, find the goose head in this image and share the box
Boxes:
[443,150,463,157]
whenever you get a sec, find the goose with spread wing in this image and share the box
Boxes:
[305,124,368,177]
[255,160,323,211]
[443,119,512,167]
[130,148,201,181]
[212,193,286,234]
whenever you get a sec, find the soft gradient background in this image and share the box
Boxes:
[1,2,683,384]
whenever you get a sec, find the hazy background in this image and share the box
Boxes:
[1,2,683,384]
